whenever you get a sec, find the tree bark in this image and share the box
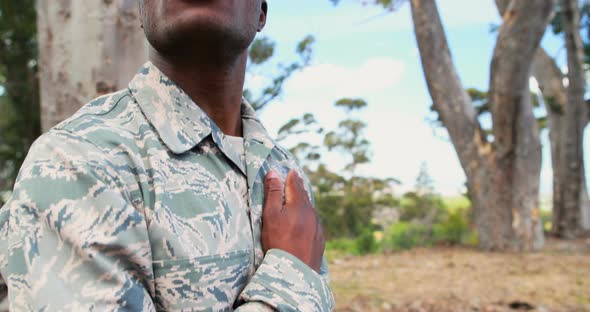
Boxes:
[556,0,589,237]
[531,49,568,235]
[531,48,590,235]
[411,0,552,250]
[36,0,148,131]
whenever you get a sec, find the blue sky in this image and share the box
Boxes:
[247,0,590,197]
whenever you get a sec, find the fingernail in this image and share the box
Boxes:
[267,171,279,179]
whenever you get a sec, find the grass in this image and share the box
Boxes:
[329,238,590,312]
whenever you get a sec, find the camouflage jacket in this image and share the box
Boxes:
[0,62,334,311]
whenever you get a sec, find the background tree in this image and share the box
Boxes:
[412,0,553,251]
[530,0,590,237]
[244,35,315,111]
[399,163,445,224]
[334,0,554,250]
[324,98,371,176]
[279,97,401,239]
[36,0,148,131]
[430,0,590,237]
[0,0,40,200]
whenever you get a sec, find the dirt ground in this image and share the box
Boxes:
[329,237,590,312]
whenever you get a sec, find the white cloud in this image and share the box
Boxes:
[265,0,500,41]
[286,58,406,97]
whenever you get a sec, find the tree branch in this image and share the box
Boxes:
[410,0,486,169]
[488,0,554,158]
[532,48,567,115]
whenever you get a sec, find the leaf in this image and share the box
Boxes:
[335,98,368,111]
[249,37,275,65]
[278,118,300,135]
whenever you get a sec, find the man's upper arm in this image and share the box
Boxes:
[0,130,155,311]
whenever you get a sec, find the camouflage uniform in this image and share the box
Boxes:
[0,63,334,311]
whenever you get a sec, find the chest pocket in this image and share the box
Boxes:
[153,249,251,311]
[148,156,253,260]
[147,156,255,309]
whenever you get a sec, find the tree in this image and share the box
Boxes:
[530,1,590,237]
[415,162,434,196]
[399,163,445,225]
[557,0,589,237]
[36,0,148,131]
[0,0,41,197]
[414,0,554,251]
[324,98,371,176]
[244,35,315,111]
[275,96,401,239]
[337,0,553,250]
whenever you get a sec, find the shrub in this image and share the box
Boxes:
[432,210,470,245]
[355,228,380,255]
[385,222,431,251]
[399,192,446,223]
[326,238,358,255]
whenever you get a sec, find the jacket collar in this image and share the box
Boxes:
[128,62,275,156]
[129,62,276,180]
[129,62,212,154]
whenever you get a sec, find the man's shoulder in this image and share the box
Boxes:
[39,88,155,158]
[54,88,137,134]
[23,88,148,171]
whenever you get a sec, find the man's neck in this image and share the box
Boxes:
[149,48,247,137]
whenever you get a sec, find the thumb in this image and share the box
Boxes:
[263,171,284,218]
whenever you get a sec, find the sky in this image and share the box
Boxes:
[246,0,590,197]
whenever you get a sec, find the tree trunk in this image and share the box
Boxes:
[555,0,589,237]
[531,48,590,236]
[36,0,148,131]
[410,0,552,250]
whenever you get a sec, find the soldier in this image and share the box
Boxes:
[0,0,334,311]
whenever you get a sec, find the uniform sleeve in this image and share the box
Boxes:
[236,250,334,311]
[0,130,155,311]
[236,163,334,311]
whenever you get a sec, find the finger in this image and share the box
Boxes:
[263,171,284,218]
[294,170,312,206]
[285,170,303,205]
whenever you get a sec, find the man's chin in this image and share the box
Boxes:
[149,16,253,62]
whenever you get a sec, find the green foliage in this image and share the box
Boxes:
[0,0,41,196]
[334,98,367,111]
[355,228,380,255]
[551,1,590,66]
[384,222,431,251]
[399,192,446,222]
[324,231,379,256]
[399,164,445,223]
[326,237,358,255]
[245,35,315,111]
[248,37,275,65]
[466,88,490,115]
[275,97,392,239]
[324,98,371,175]
[324,194,477,256]
[442,195,471,212]
[277,113,323,143]
[326,211,477,256]
[432,210,471,245]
